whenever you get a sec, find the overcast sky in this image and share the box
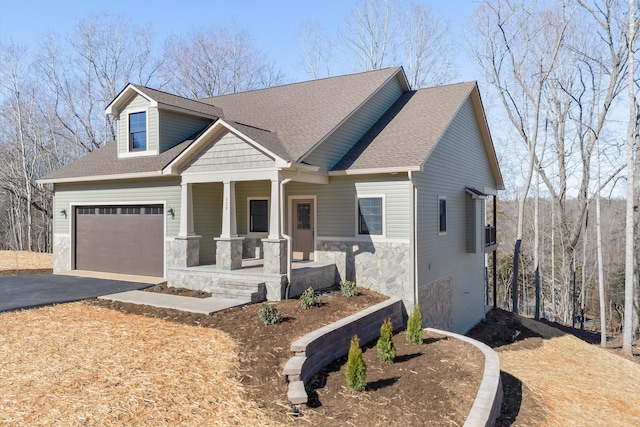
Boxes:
[0,0,481,83]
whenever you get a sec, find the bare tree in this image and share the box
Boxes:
[339,0,396,71]
[37,13,160,153]
[398,2,457,87]
[470,0,568,314]
[160,23,285,98]
[299,21,334,79]
[622,0,638,355]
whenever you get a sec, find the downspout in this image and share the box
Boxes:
[281,178,293,299]
[408,171,419,309]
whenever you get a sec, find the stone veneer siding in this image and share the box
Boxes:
[166,237,200,268]
[419,276,453,331]
[316,240,414,308]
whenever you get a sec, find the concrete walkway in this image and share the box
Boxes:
[100,291,248,314]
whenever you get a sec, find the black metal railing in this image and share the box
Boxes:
[485,225,496,248]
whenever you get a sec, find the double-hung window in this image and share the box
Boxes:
[358,197,383,235]
[129,112,147,151]
[249,199,269,233]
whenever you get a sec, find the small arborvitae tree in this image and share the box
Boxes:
[345,335,367,392]
[406,305,423,345]
[376,317,396,363]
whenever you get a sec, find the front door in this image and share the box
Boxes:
[292,199,314,261]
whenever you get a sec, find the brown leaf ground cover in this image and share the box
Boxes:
[0,250,52,276]
[468,309,640,427]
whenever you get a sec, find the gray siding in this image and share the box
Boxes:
[303,77,404,170]
[415,97,496,334]
[285,174,411,240]
[192,183,223,264]
[183,132,274,173]
[235,181,270,235]
[116,94,159,153]
[159,110,211,152]
[53,178,181,237]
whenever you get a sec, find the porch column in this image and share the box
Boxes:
[179,183,194,236]
[216,180,243,270]
[268,178,280,239]
[221,180,238,238]
[171,182,199,269]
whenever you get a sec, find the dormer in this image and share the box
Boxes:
[106,84,223,158]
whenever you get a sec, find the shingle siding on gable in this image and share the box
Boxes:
[415,97,496,334]
[182,132,274,173]
[116,94,159,153]
[303,77,404,170]
[158,110,211,152]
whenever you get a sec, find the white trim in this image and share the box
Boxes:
[37,171,163,184]
[328,167,418,176]
[288,195,317,260]
[355,194,386,238]
[118,149,159,158]
[247,197,270,236]
[316,236,410,244]
[124,107,150,155]
[438,195,448,236]
[105,85,153,115]
[69,201,167,278]
[181,168,280,184]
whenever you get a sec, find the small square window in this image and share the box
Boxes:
[438,197,447,234]
[129,112,146,151]
[250,200,268,233]
[145,206,163,215]
[358,197,382,235]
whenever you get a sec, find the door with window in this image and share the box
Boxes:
[292,199,314,260]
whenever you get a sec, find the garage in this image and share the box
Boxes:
[74,205,164,277]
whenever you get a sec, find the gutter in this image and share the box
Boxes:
[280,178,294,298]
[408,171,419,308]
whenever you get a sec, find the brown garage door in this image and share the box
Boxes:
[75,205,164,277]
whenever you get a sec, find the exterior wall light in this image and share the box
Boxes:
[167,207,175,219]
[60,209,67,218]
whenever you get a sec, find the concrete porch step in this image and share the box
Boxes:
[217,279,266,293]
[208,286,265,303]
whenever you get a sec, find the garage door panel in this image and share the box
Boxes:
[75,205,164,277]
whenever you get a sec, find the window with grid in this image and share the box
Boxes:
[358,197,382,235]
[129,112,147,151]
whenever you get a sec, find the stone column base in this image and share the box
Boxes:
[214,237,245,270]
[262,238,288,275]
[167,235,201,268]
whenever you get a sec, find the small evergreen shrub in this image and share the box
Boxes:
[300,287,321,309]
[339,280,357,297]
[345,335,367,392]
[376,317,396,363]
[258,303,283,325]
[406,305,423,344]
[153,284,163,292]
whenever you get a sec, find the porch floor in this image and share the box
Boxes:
[189,258,335,277]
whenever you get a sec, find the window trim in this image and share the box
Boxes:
[355,195,385,237]
[128,110,148,152]
[246,197,270,237]
[438,196,447,235]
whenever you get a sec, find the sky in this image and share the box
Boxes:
[0,0,482,83]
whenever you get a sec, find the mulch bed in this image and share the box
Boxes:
[143,283,212,298]
[90,289,484,425]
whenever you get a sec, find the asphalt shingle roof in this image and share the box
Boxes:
[332,82,477,171]
[130,84,224,118]
[199,67,402,161]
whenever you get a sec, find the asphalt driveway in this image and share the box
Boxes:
[0,274,152,313]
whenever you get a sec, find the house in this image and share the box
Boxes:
[39,67,503,334]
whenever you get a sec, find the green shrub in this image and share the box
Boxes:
[153,283,164,292]
[258,303,283,325]
[345,335,367,392]
[339,280,357,297]
[300,287,321,309]
[406,305,423,344]
[376,318,396,363]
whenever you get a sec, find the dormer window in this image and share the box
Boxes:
[129,112,147,151]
